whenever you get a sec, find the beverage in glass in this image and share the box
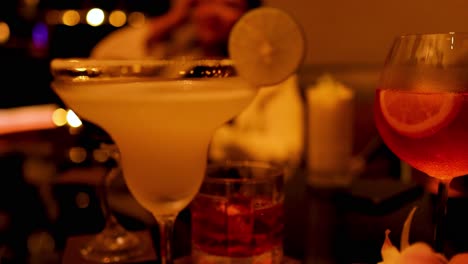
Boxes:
[191,161,284,263]
[375,89,468,179]
[50,59,257,264]
[373,32,468,253]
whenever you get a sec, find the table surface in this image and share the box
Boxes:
[5,164,464,264]
[1,119,468,264]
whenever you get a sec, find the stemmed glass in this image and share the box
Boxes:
[50,59,257,264]
[80,143,146,263]
[374,32,468,253]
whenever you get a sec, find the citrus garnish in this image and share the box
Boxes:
[379,89,462,138]
[228,7,306,87]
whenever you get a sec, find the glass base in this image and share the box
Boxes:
[80,229,146,263]
[190,246,283,264]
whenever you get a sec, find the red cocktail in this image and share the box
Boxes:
[190,161,284,263]
[374,89,468,180]
[373,32,468,253]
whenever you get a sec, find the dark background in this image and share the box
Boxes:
[0,0,171,109]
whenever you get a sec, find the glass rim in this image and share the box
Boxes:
[204,160,284,184]
[50,57,236,82]
[396,31,468,39]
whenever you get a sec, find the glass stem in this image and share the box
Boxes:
[433,178,451,253]
[155,215,176,264]
[99,166,121,231]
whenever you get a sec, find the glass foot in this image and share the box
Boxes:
[80,228,146,263]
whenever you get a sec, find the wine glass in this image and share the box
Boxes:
[50,59,257,264]
[80,143,146,263]
[374,32,468,253]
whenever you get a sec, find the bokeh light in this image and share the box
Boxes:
[69,147,87,163]
[52,108,68,126]
[66,110,82,128]
[128,12,145,28]
[109,10,126,27]
[0,22,10,44]
[86,8,105,27]
[32,22,48,48]
[62,10,80,26]
[93,148,110,163]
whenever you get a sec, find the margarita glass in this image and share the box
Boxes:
[374,32,468,253]
[50,59,257,264]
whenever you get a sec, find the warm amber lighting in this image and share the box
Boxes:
[0,104,57,135]
[24,0,39,6]
[26,231,56,255]
[68,126,81,135]
[93,149,109,163]
[0,22,10,44]
[86,8,105,27]
[66,109,82,128]
[132,64,142,73]
[75,192,90,208]
[45,10,61,25]
[109,10,126,27]
[62,10,80,26]
[69,147,87,163]
[128,12,145,28]
[52,108,68,126]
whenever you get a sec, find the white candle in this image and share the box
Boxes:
[306,74,355,187]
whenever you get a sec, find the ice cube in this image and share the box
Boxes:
[227,202,254,245]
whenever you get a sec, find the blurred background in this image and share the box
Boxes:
[0,0,468,108]
[271,0,468,65]
[0,0,468,263]
[1,0,467,107]
[0,0,172,108]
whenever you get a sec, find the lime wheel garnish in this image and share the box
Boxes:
[228,7,306,87]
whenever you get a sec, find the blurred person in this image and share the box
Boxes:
[91,0,262,59]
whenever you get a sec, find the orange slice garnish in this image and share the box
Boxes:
[379,89,462,138]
